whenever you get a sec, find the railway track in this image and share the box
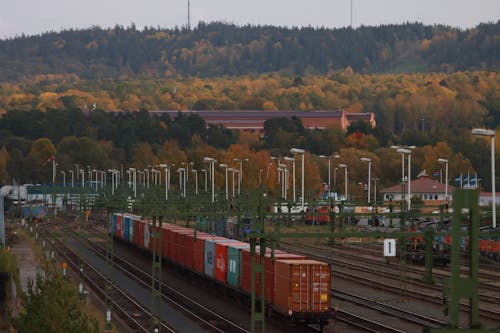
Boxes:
[280,242,500,323]
[66,227,251,333]
[38,228,176,333]
[332,289,447,328]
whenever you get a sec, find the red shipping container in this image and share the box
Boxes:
[214,241,247,283]
[240,246,274,297]
[133,218,141,247]
[148,225,162,254]
[175,230,196,266]
[134,219,144,248]
[263,252,306,302]
[115,214,122,238]
[274,259,331,316]
[193,234,225,273]
[168,227,190,263]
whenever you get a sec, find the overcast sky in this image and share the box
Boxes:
[1,0,499,39]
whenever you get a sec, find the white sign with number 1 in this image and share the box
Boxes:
[384,239,396,257]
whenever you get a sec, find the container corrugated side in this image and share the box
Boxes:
[274,259,331,316]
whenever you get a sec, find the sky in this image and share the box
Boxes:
[1,0,499,39]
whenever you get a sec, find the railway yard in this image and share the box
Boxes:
[12,206,500,333]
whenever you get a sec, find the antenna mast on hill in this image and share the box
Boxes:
[188,0,191,30]
[350,0,353,28]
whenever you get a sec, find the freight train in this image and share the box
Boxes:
[406,223,500,264]
[111,212,333,327]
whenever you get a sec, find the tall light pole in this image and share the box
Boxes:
[203,157,215,203]
[61,171,66,187]
[233,158,248,195]
[437,158,449,203]
[472,128,496,228]
[397,149,412,210]
[338,164,348,201]
[360,157,372,205]
[219,164,229,200]
[290,148,305,212]
[320,153,340,200]
[228,168,235,197]
[279,163,288,199]
[80,169,85,188]
[159,164,169,201]
[69,170,74,188]
[192,169,198,196]
[372,177,379,204]
[284,157,296,203]
[270,156,280,185]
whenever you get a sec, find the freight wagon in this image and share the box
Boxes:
[111,212,333,328]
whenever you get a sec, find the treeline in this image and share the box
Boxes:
[0,108,495,196]
[0,21,498,81]
[1,72,498,141]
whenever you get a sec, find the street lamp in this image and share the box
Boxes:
[290,148,305,212]
[472,128,496,228]
[219,164,229,200]
[338,164,348,201]
[69,170,74,188]
[319,153,339,201]
[437,158,449,202]
[80,169,85,188]
[397,148,412,210]
[270,156,281,185]
[159,164,169,201]
[234,158,248,195]
[129,168,137,197]
[192,169,198,196]
[61,171,66,187]
[360,157,372,205]
[279,163,288,199]
[284,157,296,203]
[203,157,215,203]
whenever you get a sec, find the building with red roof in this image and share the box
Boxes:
[380,175,454,205]
[149,110,375,133]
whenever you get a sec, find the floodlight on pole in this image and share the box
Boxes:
[284,156,296,203]
[338,164,348,201]
[290,148,305,212]
[397,148,412,210]
[472,128,496,228]
[437,158,449,202]
[203,157,215,203]
[219,163,229,200]
[360,157,372,204]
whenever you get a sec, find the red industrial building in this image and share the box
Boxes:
[150,110,376,132]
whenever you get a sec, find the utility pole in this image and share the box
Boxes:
[188,0,191,31]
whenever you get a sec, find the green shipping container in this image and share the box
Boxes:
[227,243,250,288]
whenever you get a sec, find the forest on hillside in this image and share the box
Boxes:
[0,21,498,81]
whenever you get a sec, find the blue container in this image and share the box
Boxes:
[124,217,130,241]
[204,239,216,277]
[112,214,117,235]
[227,243,250,288]
[128,218,134,242]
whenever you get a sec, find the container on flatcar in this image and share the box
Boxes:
[193,234,225,273]
[227,243,250,288]
[115,214,123,238]
[274,259,331,322]
[240,246,276,297]
[165,225,190,261]
[264,252,307,302]
[204,239,239,278]
[214,241,247,284]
